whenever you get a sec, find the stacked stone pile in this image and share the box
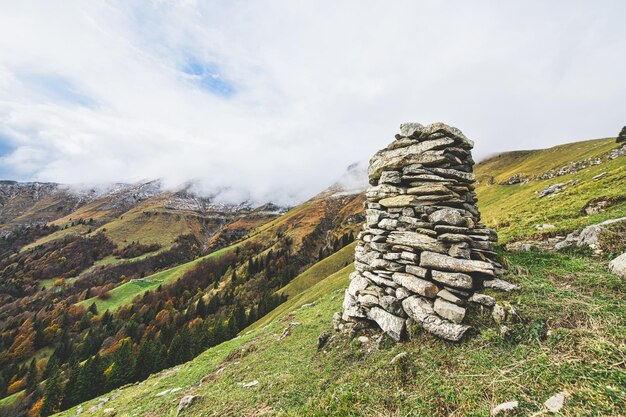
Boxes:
[341,122,504,342]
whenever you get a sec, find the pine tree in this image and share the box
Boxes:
[168,330,192,366]
[85,354,106,398]
[135,339,156,381]
[207,294,220,315]
[25,358,38,393]
[196,297,206,318]
[40,367,63,416]
[0,374,6,399]
[247,306,257,325]
[88,302,98,315]
[232,304,248,330]
[107,339,136,389]
[62,362,80,409]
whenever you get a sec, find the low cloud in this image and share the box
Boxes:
[0,1,624,205]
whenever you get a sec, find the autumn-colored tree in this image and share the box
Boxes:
[7,378,26,395]
[9,319,36,361]
[29,397,44,417]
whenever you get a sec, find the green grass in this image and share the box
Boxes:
[476,138,626,241]
[246,241,356,332]
[476,137,618,184]
[248,262,354,332]
[48,137,626,416]
[77,245,237,312]
[56,250,626,417]
[0,390,24,408]
[278,242,356,299]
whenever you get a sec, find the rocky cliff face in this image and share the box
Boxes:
[340,122,504,341]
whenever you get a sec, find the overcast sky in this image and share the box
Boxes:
[0,1,624,204]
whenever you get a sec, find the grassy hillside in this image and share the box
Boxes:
[476,138,626,241]
[476,137,617,184]
[277,242,356,299]
[78,245,237,312]
[247,242,356,331]
[56,250,625,417]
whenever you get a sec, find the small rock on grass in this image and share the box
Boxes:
[544,391,569,413]
[178,395,199,412]
[317,331,331,350]
[491,400,518,415]
[609,253,626,278]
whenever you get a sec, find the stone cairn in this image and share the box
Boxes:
[340,122,506,342]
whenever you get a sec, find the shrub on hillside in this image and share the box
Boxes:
[617,126,626,143]
[599,220,626,258]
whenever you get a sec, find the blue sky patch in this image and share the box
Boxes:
[18,72,96,107]
[182,58,235,97]
[0,134,16,157]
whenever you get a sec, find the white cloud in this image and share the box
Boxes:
[0,0,624,204]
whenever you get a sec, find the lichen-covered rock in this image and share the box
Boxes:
[492,301,517,324]
[421,315,470,341]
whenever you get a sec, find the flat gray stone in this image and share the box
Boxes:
[428,208,467,226]
[402,296,435,322]
[483,278,520,291]
[369,138,456,181]
[421,251,495,275]
[469,293,496,307]
[392,273,439,298]
[407,183,453,196]
[544,391,569,413]
[437,289,464,305]
[347,273,369,296]
[491,401,518,416]
[378,195,420,208]
[379,170,402,184]
[431,270,473,289]
[399,122,424,137]
[387,231,447,253]
[405,264,428,278]
[421,314,470,341]
[434,298,466,323]
[366,306,405,341]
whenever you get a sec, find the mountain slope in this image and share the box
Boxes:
[55,250,625,417]
[2,136,626,416]
[475,137,626,241]
[50,135,626,417]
